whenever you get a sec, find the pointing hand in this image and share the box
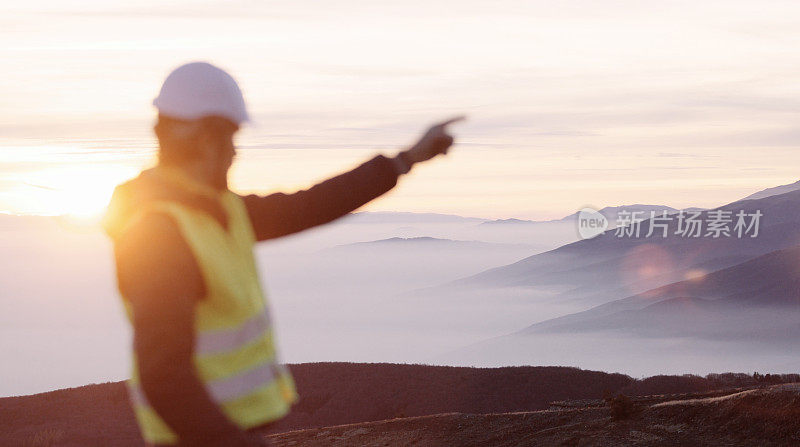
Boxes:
[404,116,466,164]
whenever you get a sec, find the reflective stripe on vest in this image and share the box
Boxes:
[127,307,282,409]
[196,308,272,356]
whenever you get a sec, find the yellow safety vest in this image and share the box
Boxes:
[104,166,297,445]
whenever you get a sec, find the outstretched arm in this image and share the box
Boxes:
[241,116,464,241]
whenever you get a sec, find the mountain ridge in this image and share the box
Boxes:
[443,187,800,310]
[2,363,792,446]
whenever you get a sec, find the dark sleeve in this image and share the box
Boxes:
[240,154,400,241]
[114,212,252,446]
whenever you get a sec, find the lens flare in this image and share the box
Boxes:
[620,244,675,298]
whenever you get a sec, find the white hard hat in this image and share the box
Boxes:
[153,61,251,125]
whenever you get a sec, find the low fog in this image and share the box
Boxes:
[1,194,798,396]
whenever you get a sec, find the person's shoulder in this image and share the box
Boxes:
[117,210,183,254]
[114,210,199,280]
[115,210,205,302]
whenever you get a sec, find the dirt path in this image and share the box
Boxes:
[269,384,800,447]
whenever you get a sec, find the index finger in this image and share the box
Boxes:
[435,115,467,128]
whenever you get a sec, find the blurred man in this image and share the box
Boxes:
[102,61,462,447]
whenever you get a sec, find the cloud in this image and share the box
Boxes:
[657,152,720,159]
[678,95,800,113]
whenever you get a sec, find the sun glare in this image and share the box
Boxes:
[21,165,138,220]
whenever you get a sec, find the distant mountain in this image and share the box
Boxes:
[477,205,682,228]
[343,211,486,224]
[478,205,683,227]
[327,237,536,251]
[522,243,800,343]
[556,204,679,223]
[524,294,800,344]
[447,188,800,308]
[479,218,538,226]
[741,179,800,201]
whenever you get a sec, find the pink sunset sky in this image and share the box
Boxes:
[3,0,800,219]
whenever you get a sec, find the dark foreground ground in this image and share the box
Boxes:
[268,384,800,446]
[1,363,797,446]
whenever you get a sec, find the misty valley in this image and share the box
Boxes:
[1,183,799,398]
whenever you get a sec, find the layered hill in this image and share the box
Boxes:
[741,179,800,201]
[555,204,679,223]
[446,188,800,308]
[1,362,769,446]
[524,243,800,343]
[325,236,537,252]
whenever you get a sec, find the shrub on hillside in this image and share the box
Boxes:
[603,393,640,421]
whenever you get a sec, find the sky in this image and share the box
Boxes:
[3,0,800,219]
